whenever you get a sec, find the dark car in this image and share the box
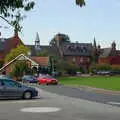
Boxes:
[0,78,38,99]
[22,75,37,83]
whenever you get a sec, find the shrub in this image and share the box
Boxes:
[10,61,30,80]
[55,59,80,75]
[90,63,112,73]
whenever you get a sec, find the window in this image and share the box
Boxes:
[80,57,84,63]
[2,80,21,88]
[72,57,76,62]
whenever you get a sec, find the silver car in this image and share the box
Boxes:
[0,78,38,99]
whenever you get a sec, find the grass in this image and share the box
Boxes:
[58,76,120,91]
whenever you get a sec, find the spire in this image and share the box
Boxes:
[35,32,40,48]
[111,41,116,51]
[93,36,96,48]
[35,32,40,42]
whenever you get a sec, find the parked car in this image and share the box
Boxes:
[0,78,38,99]
[96,71,111,75]
[37,75,58,85]
[22,75,37,83]
[109,70,120,76]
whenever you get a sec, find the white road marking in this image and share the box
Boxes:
[0,99,41,104]
[108,102,120,105]
[20,107,62,113]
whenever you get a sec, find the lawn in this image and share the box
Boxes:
[58,76,120,91]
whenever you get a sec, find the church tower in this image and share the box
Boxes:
[35,32,40,49]
[111,41,116,51]
[92,36,98,63]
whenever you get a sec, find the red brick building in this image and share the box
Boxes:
[98,42,120,66]
[0,32,23,60]
[56,42,92,72]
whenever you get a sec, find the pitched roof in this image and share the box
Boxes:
[0,54,38,71]
[31,56,49,66]
[0,38,8,51]
[0,35,24,55]
[99,48,112,58]
[62,43,92,56]
[4,35,24,55]
[27,45,60,57]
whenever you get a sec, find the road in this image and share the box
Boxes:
[0,86,120,120]
[35,85,120,107]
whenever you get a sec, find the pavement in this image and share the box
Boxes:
[0,85,120,120]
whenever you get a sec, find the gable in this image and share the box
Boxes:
[0,54,38,72]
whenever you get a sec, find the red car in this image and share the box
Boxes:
[37,75,58,85]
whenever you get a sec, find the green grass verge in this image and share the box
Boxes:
[58,76,120,91]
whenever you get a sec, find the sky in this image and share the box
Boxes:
[1,0,120,49]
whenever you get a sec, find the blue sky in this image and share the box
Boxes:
[1,0,120,49]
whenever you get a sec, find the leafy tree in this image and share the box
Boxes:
[11,61,29,80]
[76,0,86,7]
[0,0,35,18]
[50,33,71,46]
[38,50,48,57]
[5,45,29,62]
[55,59,79,73]
[0,0,85,18]
[0,0,35,33]
[0,0,85,17]
[0,0,85,32]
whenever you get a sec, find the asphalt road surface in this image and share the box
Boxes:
[36,85,120,107]
[0,87,120,120]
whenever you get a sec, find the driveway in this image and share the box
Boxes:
[0,87,120,120]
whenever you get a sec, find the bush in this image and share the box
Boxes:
[10,61,30,80]
[90,63,112,73]
[55,59,80,75]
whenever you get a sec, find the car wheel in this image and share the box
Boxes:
[23,91,32,99]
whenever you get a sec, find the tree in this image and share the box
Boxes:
[55,59,79,73]
[0,0,85,32]
[38,49,48,57]
[11,61,29,80]
[50,33,71,46]
[0,0,35,18]
[76,0,86,7]
[0,0,35,33]
[0,0,85,18]
[5,45,29,62]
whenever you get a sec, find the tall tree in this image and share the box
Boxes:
[0,0,35,18]
[76,0,86,7]
[0,0,85,18]
[0,0,35,32]
[0,0,85,32]
[50,33,71,46]
[5,45,29,62]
